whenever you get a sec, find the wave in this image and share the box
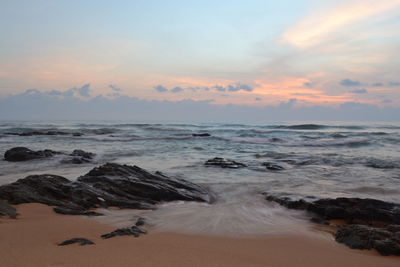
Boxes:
[267,124,365,130]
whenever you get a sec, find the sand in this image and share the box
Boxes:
[0,203,399,267]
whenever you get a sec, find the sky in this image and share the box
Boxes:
[1,0,400,121]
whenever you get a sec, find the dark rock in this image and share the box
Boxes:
[205,157,247,169]
[135,217,146,227]
[192,133,211,137]
[58,238,95,246]
[53,206,103,216]
[61,149,95,164]
[4,147,60,162]
[262,162,285,171]
[0,163,213,215]
[264,193,400,225]
[101,225,147,239]
[336,225,400,256]
[0,200,17,219]
[5,131,82,137]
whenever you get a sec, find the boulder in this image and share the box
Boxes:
[205,157,247,169]
[61,149,95,164]
[4,147,59,162]
[0,163,213,216]
[101,225,147,239]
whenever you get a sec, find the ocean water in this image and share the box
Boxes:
[1,121,399,236]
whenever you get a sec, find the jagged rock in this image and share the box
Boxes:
[101,225,147,239]
[0,163,213,215]
[336,225,400,256]
[0,200,17,219]
[205,157,247,169]
[58,238,95,246]
[192,133,211,137]
[262,162,285,171]
[4,147,60,162]
[264,193,400,225]
[264,192,400,255]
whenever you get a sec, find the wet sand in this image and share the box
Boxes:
[0,203,399,267]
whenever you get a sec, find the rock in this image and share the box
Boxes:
[336,225,400,256]
[264,192,400,255]
[4,147,60,162]
[101,225,147,239]
[0,163,213,215]
[5,131,82,137]
[205,157,247,169]
[61,149,95,164]
[53,206,103,216]
[192,133,211,137]
[0,200,17,219]
[264,193,400,225]
[262,162,285,171]
[135,217,146,227]
[58,238,95,246]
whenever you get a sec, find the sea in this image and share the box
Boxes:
[1,121,399,236]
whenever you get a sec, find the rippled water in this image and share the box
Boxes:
[1,121,399,235]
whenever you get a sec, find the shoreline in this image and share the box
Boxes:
[0,204,399,267]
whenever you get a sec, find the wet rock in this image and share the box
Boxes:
[0,200,17,219]
[61,149,95,164]
[262,162,285,171]
[192,133,211,137]
[0,163,213,215]
[58,238,95,246]
[205,157,247,169]
[264,193,400,225]
[53,206,103,216]
[101,225,147,239]
[336,225,400,256]
[135,217,146,227]
[4,147,60,162]
[5,131,82,137]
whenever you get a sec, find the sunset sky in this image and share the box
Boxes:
[1,0,400,108]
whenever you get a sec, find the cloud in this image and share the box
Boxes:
[340,79,362,87]
[255,97,262,101]
[154,85,168,92]
[1,88,399,122]
[109,84,122,92]
[372,83,384,87]
[281,1,400,49]
[171,86,184,93]
[389,82,400,87]
[349,88,368,94]
[211,83,253,92]
[75,84,91,97]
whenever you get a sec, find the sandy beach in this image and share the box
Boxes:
[0,204,398,267]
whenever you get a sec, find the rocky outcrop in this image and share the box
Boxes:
[0,200,17,219]
[0,163,213,216]
[205,157,247,169]
[336,225,400,256]
[4,147,60,162]
[58,238,95,246]
[264,192,400,255]
[4,147,95,164]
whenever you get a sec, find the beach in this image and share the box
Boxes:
[0,203,399,267]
